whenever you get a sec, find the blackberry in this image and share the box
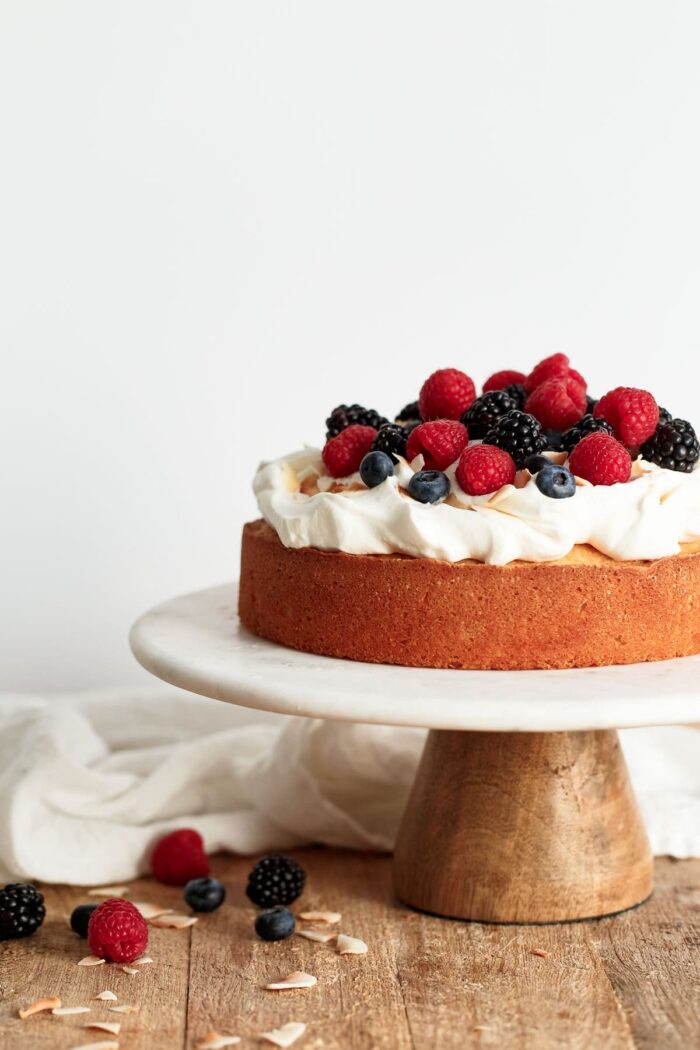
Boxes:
[641,419,700,473]
[460,390,517,439]
[246,854,306,908]
[504,382,527,410]
[484,410,546,470]
[562,415,614,454]
[396,400,422,424]
[585,394,598,415]
[542,429,565,451]
[658,406,673,427]
[325,404,388,439]
[0,883,46,941]
[372,423,408,460]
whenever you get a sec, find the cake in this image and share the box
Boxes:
[239,356,700,669]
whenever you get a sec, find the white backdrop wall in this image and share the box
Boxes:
[2,1,700,690]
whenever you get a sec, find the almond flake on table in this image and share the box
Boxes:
[121,965,140,975]
[78,955,106,967]
[109,1005,139,1015]
[150,913,198,929]
[195,1032,242,1049]
[132,954,154,965]
[132,901,174,920]
[265,971,318,991]
[261,1021,307,1047]
[299,911,341,925]
[88,886,129,897]
[85,1022,121,1035]
[53,1006,92,1016]
[297,928,336,944]
[530,947,552,958]
[336,934,368,955]
[19,997,62,1018]
[93,991,118,1002]
[69,1042,120,1050]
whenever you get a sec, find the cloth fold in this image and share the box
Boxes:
[0,689,698,884]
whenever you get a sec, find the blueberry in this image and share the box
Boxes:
[525,454,551,474]
[184,877,226,913]
[70,903,97,938]
[407,470,450,504]
[254,906,296,942]
[535,463,576,499]
[360,450,394,488]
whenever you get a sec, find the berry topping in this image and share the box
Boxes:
[594,387,659,447]
[562,414,615,454]
[503,382,527,409]
[255,906,296,942]
[524,353,571,393]
[641,418,700,473]
[246,854,306,908]
[407,469,451,504]
[184,877,226,913]
[524,376,587,430]
[568,432,632,486]
[658,406,673,426]
[525,454,552,474]
[371,423,409,461]
[419,368,476,421]
[483,369,526,393]
[322,424,377,478]
[395,400,422,423]
[542,428,565,451]
[405,420,468,471]
[586,394,599,414]
[0,884,46,941]
[325,404,388,439]
[360,450,395,488]
[460,390,517,439]
[70,903,97,939]
[484,410,546,470]
[150,828,210,886]
[87,898,149,964]
[456,444,516,496]
[535,463,576,499]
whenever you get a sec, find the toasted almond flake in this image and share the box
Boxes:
[53,1006,92,1016]
[132,901,174,920]
[265,970,317,991]
[196,1033,241,1049]
[530,947,552,958]
[69,1042,119,1050]
[121,966,140,975]
[297,928,336,944]
[19,996,62,1018]
[93,991,118,1002]
[150,913,198,929]
[261,1021,306,1047]
[88,885,128,897]
[337,934,368,955]
[132,954,153,965]
[108,1004,139,1015]
[299,910,341,925]
[85,1022,121,1035]
[78,955,106,967]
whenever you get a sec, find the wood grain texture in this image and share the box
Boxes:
[0,850,697,1049]
[394,729,654,922]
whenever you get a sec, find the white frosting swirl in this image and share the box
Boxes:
[253,448,700,565]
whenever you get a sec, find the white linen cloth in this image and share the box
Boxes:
[0,688,698,885]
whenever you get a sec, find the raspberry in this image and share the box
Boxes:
[322,424,377,478]
[524,353,570,393]
[524,376,587,430]
[87,898,148,963]
[483,369,526,393]
[405,420,468,471]
[150,828,210,886]
[594,387,659,447]
[456,444,516,496]
[419,368,476,421]
[568,432,632,486]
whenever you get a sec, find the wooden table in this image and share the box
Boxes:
[1,850,699,1049]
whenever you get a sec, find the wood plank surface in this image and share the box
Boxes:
[0,851,698,1049]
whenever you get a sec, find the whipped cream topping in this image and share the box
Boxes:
[253,448,700,565]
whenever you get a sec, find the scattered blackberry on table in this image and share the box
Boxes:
[535,463,576,499]
[542,429,565,451]
[0,883,46,941]
[396,400,422,423]
[484,410,547,470]
[503,382,527,410]
[70,903,97,938]
[460,390,517,439]
[184,877,226,913]
[407,470,451,504]
[562,415,615,454]
[326,404,388,439]
[371,423,409,461]
[641,419,700,473]
[360,450,394,487]
[246,854,306,908]
[255,906,296,942]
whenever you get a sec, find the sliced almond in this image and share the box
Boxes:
[195,1033,241,1049]
[69,1042,119,1050]
[150,913,197,929]
[93,992,118,1002]
[261,1021,306,1047]
[19,996,62,1018]
[530,947,552,958]
[109,1004,139,1015]
[336,934,368,955]
[297,928,336,944]
[78,955,106,967]
[88,885,128,897]
[85,1022,121,1035]
[121,966,140,975]
[132,901,174,920]
[132,954,153,965]
[265,971,317,991]
[53,1006,92,1016]
[299,910,341,925]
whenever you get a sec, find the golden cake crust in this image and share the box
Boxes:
[238,519,700,670]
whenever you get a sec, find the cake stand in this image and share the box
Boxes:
[130,583,700,924]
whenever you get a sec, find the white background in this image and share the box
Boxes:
[2,1,700,691]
